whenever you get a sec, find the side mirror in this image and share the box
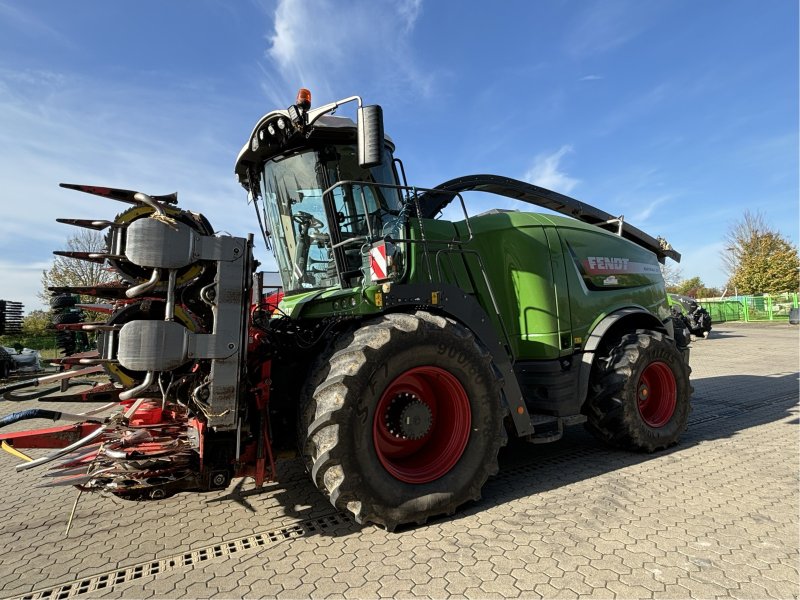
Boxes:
[358,105,384,169]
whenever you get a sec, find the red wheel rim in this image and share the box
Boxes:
[637,361,677,427]
[373,366,471,484]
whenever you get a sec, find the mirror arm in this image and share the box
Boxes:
[305,96,363,128]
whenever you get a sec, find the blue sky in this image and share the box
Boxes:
[0,0,797,311]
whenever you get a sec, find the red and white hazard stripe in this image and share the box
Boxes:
[370,244,388,281]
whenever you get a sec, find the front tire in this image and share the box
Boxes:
[299,311,506,530]
[584,329,692,452]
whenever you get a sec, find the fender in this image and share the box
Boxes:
[382,282,535,437]
[576,307,667,407]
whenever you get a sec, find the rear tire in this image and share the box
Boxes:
[584,329,692,452]
[50,294,77,309]
[299,311,506,530]
[52,312,81,325]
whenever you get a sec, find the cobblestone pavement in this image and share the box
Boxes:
[0,323,797,599]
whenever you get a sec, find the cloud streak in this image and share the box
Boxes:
[0,67,266,312]
[629,194,672,224]
[524,146,580,194]
[0,2,74,48]
[263,0,430,108]
[565,0,657,59]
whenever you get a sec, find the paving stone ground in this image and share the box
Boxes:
[0,322,797,599]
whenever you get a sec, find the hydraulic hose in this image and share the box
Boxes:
[0,409,62,429]
[0,366,104,398]
[16,426,106,471]
[3,385,63,401]
[0,409,103,430]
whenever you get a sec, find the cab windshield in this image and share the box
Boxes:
[259,145,402,292]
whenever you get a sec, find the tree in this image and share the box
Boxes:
[722,211,800,295]
[660,262,683,291]
[672,276,721,299]
[22,310,51,337]
[39,229,118,303]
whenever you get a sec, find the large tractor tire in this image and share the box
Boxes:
[584,329,692,453]
[53,311,83,356]
[299,311,506,530]
[52,312,81,325]
[50,294,77,310]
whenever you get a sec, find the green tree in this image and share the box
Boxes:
[672,276,721,298]
[0,310,56,352]
[22,310,51,336]
[722,211,800,295]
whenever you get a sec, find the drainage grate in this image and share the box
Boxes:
[14,513,353,600]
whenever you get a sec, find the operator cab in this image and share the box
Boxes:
[235,91,405,293]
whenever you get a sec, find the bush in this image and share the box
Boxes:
[0,334,58,352]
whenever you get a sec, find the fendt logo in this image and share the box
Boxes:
[585,256,630,272]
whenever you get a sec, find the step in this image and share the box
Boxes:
[525,413,587,444]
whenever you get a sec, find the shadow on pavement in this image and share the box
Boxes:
[699,331,745,339]
[452,371,799,527]
[202,371,798,538]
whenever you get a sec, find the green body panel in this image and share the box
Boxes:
[280,210,669,363]
[279,286,383,319]
[405,211,669,361]
[452,213,563,360]
[548,214,670,344]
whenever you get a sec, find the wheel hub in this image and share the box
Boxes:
[398,401,433,440]
[384,393,433,440]
[637,361,677,428]
[373,366,472,484]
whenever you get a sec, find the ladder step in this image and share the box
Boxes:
[525,413,587,445]
[529,413,559,426]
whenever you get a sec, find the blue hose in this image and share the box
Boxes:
[0,409,62,429]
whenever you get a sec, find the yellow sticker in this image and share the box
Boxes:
[375,292,383,307]
[431,291,440,305]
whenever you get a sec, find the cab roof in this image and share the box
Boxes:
[234,113,393,194]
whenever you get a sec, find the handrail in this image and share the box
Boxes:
[320,180,513,353]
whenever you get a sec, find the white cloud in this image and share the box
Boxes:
[263,0,430,108]
[565,1,658,59]
[0,67,267,312]
[397,0,423,32]
[628,194,672,224]
[0,2,74,48]
[524,145,579,194]
[580,74,604,82]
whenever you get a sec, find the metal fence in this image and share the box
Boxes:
[699,292,799,323]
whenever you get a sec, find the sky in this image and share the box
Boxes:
[0,0,797,312]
